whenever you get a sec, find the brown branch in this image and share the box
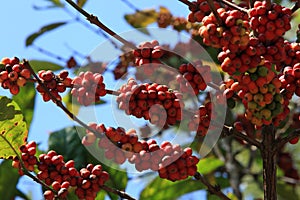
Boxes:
[222,125,261,149]
[218,0,249,13]
[275,129,300,151]
[23,60,103,138]
[261,125,277,200]
[178,0,196,8]
[194,172,230,200]
[101,185,136,200]
[291,0,300,13]
[206,0,223,26]
[65,0,136,50]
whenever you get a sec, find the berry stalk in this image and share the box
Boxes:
[275,128,300,151]
[23,60,104,138]
[218,0,249,13]
[194,172,230,200]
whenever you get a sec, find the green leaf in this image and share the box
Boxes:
[0,97,27,159]
[77,0,88,8]
[0,160,21,199]
[197,156,224,175]
[48,126,88,169]
[13,82,36,129]
[277,181,300,200]
[124,9,158,34]
[140,177,205,200]
[95,190,106,200]
[29,60,63,72]
[26,22,67,46]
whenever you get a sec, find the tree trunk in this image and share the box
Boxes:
[261,125,277,200]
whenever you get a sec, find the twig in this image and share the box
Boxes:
[222,125,261,149]
[23,60,103,138]
[65,0,136,50]
[291,0,300,13]
[275,129,300,151]
[218,0,249,13]
[206,0,223,26]
[178,0,196,9]
[194,172,230,200]
[101,185,136,200]
[32,45,67,62]
[63,7,120,50]
[120,0,141,12]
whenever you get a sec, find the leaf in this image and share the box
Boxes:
[77,0,88,8]
[26,22,67,46]
[0,160,21,199]
[29,60,63,72]
[48,126,88,169]
[0,97,27,159]
[197,156,224,175]
[13,82,36,129]
[95,190,106,200]
[140,177,205,200]
[124,9,158,34]
[277,181,300,200]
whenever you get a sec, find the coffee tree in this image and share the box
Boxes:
[0,0,300,199]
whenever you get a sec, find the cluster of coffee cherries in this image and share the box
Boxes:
[222,61,284,127]
[0,57,31,95]
[36,70,72,102]
[82,123,200,181]
[279,63,300,98]
[132,40,164,75]
[249,1,291,43]
[199,9,250,49]
[71,71,107,106]
[218,37,265,75]
[117,78,184,127]
[187,0,221,23]
[12,141,110,200]
[188,101,212,136]
[176,61,211,95]
[12,141,38,175]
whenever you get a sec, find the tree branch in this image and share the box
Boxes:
[218,0,249,13]
[222,125,261,149]
[291,0,300,13]
[178,0,196,8]
[207,0,223,26]
[65,0,136,50]
[23,60,103,138]
[101,185,136,200]
[194,172,230,200]
[275,129,300,151]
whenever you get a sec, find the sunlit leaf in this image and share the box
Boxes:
[26,22,67,46]
[45,0,64,7]
[124,9,158,34]
[197,156,224,175]
[29,60,63,72]
[0,97,27,159]
[140,177,205,200]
